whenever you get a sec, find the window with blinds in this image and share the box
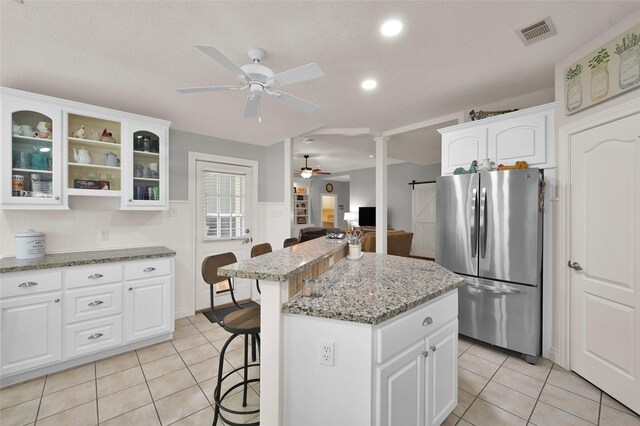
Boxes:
[202,170,246,239]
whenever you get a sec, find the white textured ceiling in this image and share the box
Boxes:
[2,1,638,173]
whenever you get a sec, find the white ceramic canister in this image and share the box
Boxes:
[15,229,45,259]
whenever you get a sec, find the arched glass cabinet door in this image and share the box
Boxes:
[123,121,168,209]
[1,93,64,208]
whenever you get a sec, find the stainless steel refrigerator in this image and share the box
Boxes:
[436,168,543,362]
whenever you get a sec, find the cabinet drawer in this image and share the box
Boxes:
[65,283,122,323]
[125,258,171,281]
[376,291,457,364]
[64,315,122,359]
[66,264,122,289]
[1,270,62,298]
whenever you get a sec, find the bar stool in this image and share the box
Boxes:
[250,243,272,294]
[202,253,260,426]
[283,237,299,248]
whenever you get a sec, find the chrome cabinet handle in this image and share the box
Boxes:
[88,273,103,279]
[567,261,583,271]
[18,281,38,288]
[128,287,133,291]
[422,350,429,358]
[422,317,433,326]
[143,267,156,273]
[479,188,487,259]
[88,300,104,307]
[88,333,103,340]
[470,188,477,258]
[54,298,60,303]
[430,345,437,352]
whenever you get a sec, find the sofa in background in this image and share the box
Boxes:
[362,230,414,257]
[299,227,342,242]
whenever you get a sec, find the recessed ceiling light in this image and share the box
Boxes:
[369,154,375,158]
[361,79,377,90]
[381,19,403,37]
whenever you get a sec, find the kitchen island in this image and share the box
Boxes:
[219,239,463,426]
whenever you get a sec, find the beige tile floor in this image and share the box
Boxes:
[446,336,640,426]
[1,314,638,426]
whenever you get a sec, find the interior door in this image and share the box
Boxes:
[569,112,640,413]
[411,183,436,258]
[195,160,253,311]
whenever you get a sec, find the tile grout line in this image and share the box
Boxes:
[94,362,99,426]
[525,358,553,426]
[132,344,163,426]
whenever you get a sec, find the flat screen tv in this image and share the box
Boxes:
[359,207,375,227]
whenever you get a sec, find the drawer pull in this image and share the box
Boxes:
[143,267,156,273]
[422,316,433,326]
[54,298,60,303]
[88,300,104,307]
[422,350,429,358]
[88,273,104,279]
[430,345,437,352]
[88,333,103,340]
[18,281,38,288]
[128,287,133,291]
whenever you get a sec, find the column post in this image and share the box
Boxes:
[374,136,388,254]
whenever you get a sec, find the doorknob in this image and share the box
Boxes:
[567,261,583,271]
[245,229,251,234]
[242,238,252,244]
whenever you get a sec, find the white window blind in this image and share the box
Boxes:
[202,170,246,239]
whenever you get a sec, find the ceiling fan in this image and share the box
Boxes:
[294,155,331,179]
[176,45,325,120]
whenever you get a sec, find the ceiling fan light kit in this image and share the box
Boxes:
[177,45,325,121]
[296,154,330,179]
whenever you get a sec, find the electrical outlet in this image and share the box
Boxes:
[99,229,109,241]
[319,340,334,367]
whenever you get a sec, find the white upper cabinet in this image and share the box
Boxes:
[1,87,170,210]
[439,103,556,175]
[1,93,65,209]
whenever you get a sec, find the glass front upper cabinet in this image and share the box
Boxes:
[123,121,167,209]
[2,94,64,208]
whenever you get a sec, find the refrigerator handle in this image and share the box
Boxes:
[470,188,477,258]
[479,188,487,258]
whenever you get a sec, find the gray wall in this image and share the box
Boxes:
[349,163,441,231]
[168,129,283,202]
[309,180,350,229]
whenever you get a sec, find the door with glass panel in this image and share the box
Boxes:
[195,160,253,311]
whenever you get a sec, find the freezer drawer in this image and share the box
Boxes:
[458,276,540,358]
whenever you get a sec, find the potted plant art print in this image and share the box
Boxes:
[615,32,640,89]
[565,64,583,112]
[588,48,610,101]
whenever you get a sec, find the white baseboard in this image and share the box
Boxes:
[547,346,559,365]
[174,306,193,320]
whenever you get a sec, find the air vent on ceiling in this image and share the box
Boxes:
[517,17,557,46]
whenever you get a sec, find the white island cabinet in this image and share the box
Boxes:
[0,246,175,387]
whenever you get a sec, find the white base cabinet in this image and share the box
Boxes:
[439,103,556,175]
[0,256,174,385]
[284,290,458,426]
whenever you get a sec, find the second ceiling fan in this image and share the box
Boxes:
[295,155,331,179]
[176,45,325,120]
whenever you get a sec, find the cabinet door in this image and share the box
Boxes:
[376,340,426,426]
[441,127,488,175]
[121,121,169,210]
[0,293,62,375]
[1,94,65,208]
[124,276,172,342]
[487,111,549,167]
[426,320,458,426]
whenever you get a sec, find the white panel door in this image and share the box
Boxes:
[411,183,436,258]
[376,340,426,426]
[570,112,640,413]
[0,293,62,375]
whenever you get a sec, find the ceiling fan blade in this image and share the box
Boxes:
[267,63,325,88]
[176,85,242,94]
[313,171,331,175]
[244,95,260,118]
[195,45,249,80]
[269,90,320,114]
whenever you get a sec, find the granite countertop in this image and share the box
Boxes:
[0,246,176,274]
[282,253,464,325]
[219,237,347,281]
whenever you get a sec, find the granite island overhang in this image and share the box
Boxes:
[218,238,463,426]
